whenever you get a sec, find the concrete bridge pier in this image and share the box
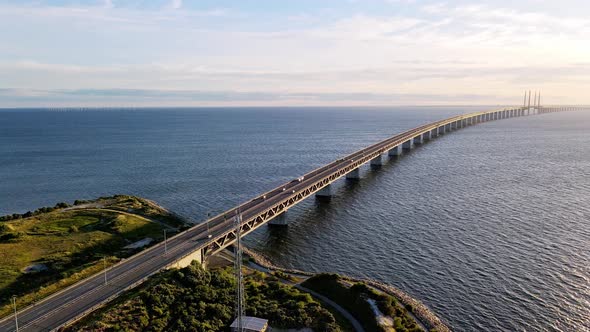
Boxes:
[346,168,361,180]
[388,145,402,156]
[169,248,204,269]
[269,211,288,226]
[370,155,383,167]
[430,128,438,138]
[402,139,413,151]
[316,184,332,201]
[414,135,424,144]
[423,131,432,140]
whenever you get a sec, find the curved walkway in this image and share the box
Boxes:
[246,260,364,332]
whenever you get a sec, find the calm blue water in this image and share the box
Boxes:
[1,107,588,331]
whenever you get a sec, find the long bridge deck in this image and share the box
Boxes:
[0,105,584,332]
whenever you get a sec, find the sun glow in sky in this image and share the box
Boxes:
[1,0,590,106]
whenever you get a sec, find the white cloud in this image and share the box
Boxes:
[103,0,114,9]
[170,0,183,10]
[1,1,590,105]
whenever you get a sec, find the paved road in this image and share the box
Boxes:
[0,106,547,332]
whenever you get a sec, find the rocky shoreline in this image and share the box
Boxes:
[243,247,451,332]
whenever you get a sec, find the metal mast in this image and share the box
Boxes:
[234,209,245,332]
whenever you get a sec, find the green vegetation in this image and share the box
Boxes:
[301,273,423,332]
[70,263,341,332]
[0,195,185,318]
[0,201,71,221]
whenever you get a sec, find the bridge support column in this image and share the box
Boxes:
[269,211,288,226]
[169,248,204,269]
[402,139,413,151]
[414,135,424,144]
[371,155,383,167]
[430,128,438,138]
[316,184,332,201]
[423,131,432,140]
[388,145,402,156]
[346,168,361,179]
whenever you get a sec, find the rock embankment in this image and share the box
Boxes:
[243,247,451,332]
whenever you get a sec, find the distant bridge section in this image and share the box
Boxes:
[0,105,586,332]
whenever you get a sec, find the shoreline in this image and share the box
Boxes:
[243,247,451,332]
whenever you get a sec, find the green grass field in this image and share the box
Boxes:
[0,195,185,317]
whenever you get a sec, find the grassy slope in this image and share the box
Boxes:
[301,274,425,332]
[0,195,185,317]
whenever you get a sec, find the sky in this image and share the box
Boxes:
[1,0,590,107]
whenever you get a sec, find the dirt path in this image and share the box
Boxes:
[246,261,365,332]
[68,206,178,231]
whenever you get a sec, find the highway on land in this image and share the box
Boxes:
[1,106,566,332]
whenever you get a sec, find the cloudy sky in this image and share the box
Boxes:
[1,0,590,107]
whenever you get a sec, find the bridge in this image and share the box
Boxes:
[0,105,585,332]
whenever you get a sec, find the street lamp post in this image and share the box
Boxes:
[206,212,212,239]
[12,296,18,332]
[103,256,107,285]
[164,229,168,256]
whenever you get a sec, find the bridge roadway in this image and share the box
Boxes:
[0,105,583,332]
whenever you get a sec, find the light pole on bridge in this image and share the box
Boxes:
[164,229,168,256]
[103,256,108,285]
[12,295,18,332]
